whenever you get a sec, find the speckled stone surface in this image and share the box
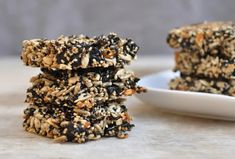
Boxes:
[2,57,235,159]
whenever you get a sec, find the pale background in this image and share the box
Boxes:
[1,0,235,57]
[2,1,235,158]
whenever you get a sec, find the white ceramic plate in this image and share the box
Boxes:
[136,70,235,120]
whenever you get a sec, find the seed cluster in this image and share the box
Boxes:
[167,21,235,96]
[21,33,146,143]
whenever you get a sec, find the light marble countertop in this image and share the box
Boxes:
[1,57,235,159]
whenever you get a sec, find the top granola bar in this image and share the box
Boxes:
[21,33,139,70]
[167,21,235,58]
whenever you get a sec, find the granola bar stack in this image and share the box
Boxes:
[167,21,235,96]
[21,33,145,143]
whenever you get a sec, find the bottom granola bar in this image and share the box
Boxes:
[169,76,235,96]
[23,100,134,143]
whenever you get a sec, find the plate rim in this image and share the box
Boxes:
[138,70,235,101]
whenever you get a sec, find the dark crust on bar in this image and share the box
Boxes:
[174,51,235,79]
[21,33,139,70]
[23,101,134,143]
[26,68,146,109]
[169,76,235,96]
[167,21,235,58]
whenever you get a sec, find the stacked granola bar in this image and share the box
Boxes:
[21,33,145,143]
[167,21,235,96]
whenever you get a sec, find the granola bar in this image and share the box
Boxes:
[23,101,134,143]
[169,75,235,96]
[167,21,235,58]
[26,68,145,108]
[21,33,139,70]
[174,51,235,79]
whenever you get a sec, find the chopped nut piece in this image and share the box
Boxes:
[123,89,136,96]
[68,76,80,85]
[102,48,116,58]
[42,57,53,66]
[54,136,67,143]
